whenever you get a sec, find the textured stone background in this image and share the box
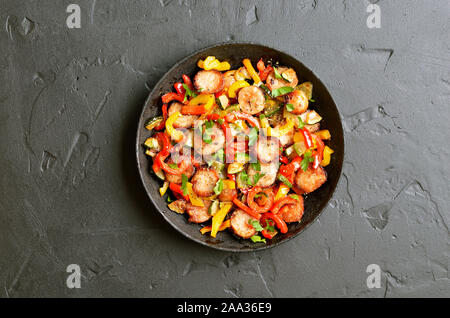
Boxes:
[1,0,449,297]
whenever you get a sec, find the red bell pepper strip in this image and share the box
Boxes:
[247,187,274,213]
[312,135,325,169]
[261,229,277,239]
[152,132,172,173]
[158,156,189,175]
[174,82,185,95]
[161,92,185,104]
[279,155,289,164]
[169,183,189,201]
[182,74,194,90]
[225,111,261,129]
[256,59,274,82]
[181,105,207,115]
[271,197,298,214]
[232,198,261,220]
[300,128,314,149]
[215,90,225,98]
[261,212,288,234]
[155,103,168,131]
[227,174,236,182]
[260,216,278,239]
[152,132,189,175]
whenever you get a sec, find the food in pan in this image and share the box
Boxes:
[143,56,334,243]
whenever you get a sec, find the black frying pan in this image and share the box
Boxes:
[136,43,344,252]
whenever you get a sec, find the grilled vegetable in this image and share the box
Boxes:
[296,82,313,100]
[145,116,164,131]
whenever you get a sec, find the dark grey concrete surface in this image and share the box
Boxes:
[1,0,449,297]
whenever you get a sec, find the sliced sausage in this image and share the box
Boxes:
[230,209,257,239]
[266,67,298,91]
[219,188,237,202]
[191,169,219,197]
[186,200,212,223]
[168,102,198,128]
[285,90,308,115]
[164,158,195,184]
[194,70,224,94]
[279,196,304,222]
[238,86,265,115]
[257,137,280,163]
[194,122,225,158]
[294,166,327,194]
[247,162,279,188]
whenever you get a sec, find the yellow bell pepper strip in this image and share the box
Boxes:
[200,219,231,235]
[203,56,221,70]
[216,61,231,71]
[315,130,331,140]
[242,58,261,85]
[188,94,215,111]
[228,80,250,98]
[223,180,236,189]
[260,115,295,138]
[165,111,184,142]
[274,184,290,202]
[159,181,169,196]
[320,146,334,167]
[186,182,204,207]
[211,203,232,237]
[197,56,231,71]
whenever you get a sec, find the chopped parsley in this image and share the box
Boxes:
[271,86,294,98]
[250,235,266,244]
[183,84,197,102]
[248,219,264,231]
[301,150,314,171]
[298,116,306,129]
[250,161,261,172]
[286,103,294,112]
[239,170,249,185]
[265,219,276,232]
[273,67,283,79]
[249,172,265,186]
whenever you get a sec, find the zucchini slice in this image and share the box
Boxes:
[145,116,164,131]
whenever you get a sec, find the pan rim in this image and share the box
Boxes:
[136,42,345,252]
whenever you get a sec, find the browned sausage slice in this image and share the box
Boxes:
[247,162,279,188]
[266,67,298,91]
[230,209,257,239]
[186,201,212,223]
[257,137,280,163]
[194,70,224,94]
[191,169,219,197]
[219,188,237,202]
[284,90,308,115]
[279,196,304,222]
[238,86,265,115]
[164,158,195,184]
[294,166,327,194]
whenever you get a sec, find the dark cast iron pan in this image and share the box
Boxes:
[136,43,344,252]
